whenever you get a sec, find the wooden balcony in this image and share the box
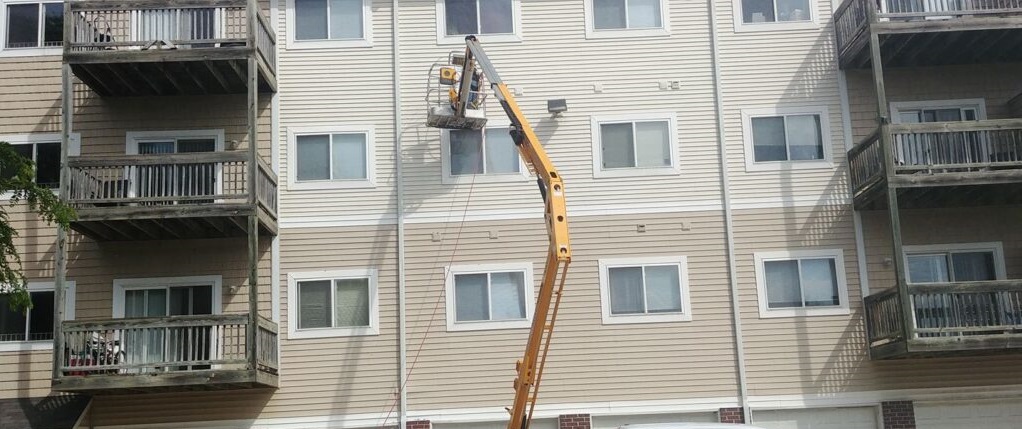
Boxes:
[66,151,278,240]
[53,314,278,394]
[864,281,1022,359]
[835,0,1022,69]
[66,0,277,96]
[848,119,1022,209]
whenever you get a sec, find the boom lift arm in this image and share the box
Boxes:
[426,36,572,429]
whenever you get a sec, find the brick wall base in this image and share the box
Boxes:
[718,407,745,424]
[558,413,592,429]
[881,401,916,429]
[406,420,430,429]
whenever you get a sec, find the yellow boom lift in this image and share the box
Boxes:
[425,36,572,429]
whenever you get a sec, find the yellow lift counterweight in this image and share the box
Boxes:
[424,35,572,429]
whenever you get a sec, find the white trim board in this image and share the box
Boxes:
[286,268,380,339]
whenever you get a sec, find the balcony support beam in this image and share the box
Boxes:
[53,62,73,383]
[246,29,260,369]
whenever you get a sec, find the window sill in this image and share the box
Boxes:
[288,179,376,191]
[0,47,62,58]
[585,27,670,40]
[447,319,531,332]
[288,326,379,340]
[733,21,820,33]
[593,166,680,179]
[437,34,521,46]
[744,160,834,173]
[602,312,691,325]
[0,341,53,353]
[442,173,530,185]
[758,306,850,319]
[286,39,373,50]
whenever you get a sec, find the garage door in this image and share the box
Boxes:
[916,400,1022,429]
[432,418,556,429]
[592,412,716,428]
[752,407,878,429]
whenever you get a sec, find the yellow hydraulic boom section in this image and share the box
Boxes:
[427,35,572,429]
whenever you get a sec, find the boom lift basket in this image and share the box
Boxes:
[425,53,489,130]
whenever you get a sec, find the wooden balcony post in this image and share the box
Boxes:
[53,63,74,382]
[245,0,260,366]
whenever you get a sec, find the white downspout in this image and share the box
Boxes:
[270,0,281,326]
[706,0,751,422]
[392,0,408,426]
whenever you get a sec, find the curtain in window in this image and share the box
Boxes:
[764,260,801,308]
[450,130,484,175]
[951,252,995,282]
[330,0,364,39]
[629,0,662,28]
[644,265,681,313]
[634,121,670,167]
[786,115,823,160]
[334,279,370,327]
[907,254,950,283]
[455,274,489,321]
[123,289,167,371]
[297,135,331,181]
[601,123,635,168]
[800,258,839,307]
[484,128,519,174]
[332,134,368,180]
[298,280,331,329]
[609,267,644,314]
[489,272,526,320]
[751,117,787,162]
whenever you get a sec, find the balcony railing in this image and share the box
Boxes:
[864,281,1022,358]
[54,314,278,392]
[65,151,278,240]
[848,119,1022,197]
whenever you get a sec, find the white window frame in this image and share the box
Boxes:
[125,129,225,155]
[741,106,833,172]
[286,125,376,190]
[435,0,523,45]
[0,133,81,194]
[285,0,373,49]
[287,269,380,339]
[598,256,692,325]
[732,0,819,33]
[440,120,529,185]
[111,275,223,318]
[754,249,850,318]
[590,112,680,179]
[445,262,534,332]
[903,242,1006,284]
[0,0,63,57]
[583,0,670,39]
[0,280,75,352]
[890,98,988,124]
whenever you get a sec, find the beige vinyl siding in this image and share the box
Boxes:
[715,0,849,203]
[0,57,62,135]
[403,211,738,410]
[276,0,398,222]
[845,63,1022,143]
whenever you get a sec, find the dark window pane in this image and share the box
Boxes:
[752,116,787,162]
[35,143,61,188]
[296,135,330,181]
[7,4,40,48]
[27,291,53,341]
[454,273,489,321]
[765,260,801,308]
[594,0,626,29]
[951,252,996,282]
[295,0,329,40]
[742,0,775,23]
[446,0,478,35]
[1,144,34,181]
[298,280,331,329]
[0,295,27,342]
[43,3,63,46]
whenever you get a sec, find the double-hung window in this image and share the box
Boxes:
[289,127,375,189]
[0,281,75,351]
[438,0,520,43]
[742,107,831,171]
[442,125,524,183]
[592,114,678,178]
[755,249,849,318]
[599,257,691,324]
[445,263,533,331]
[290,0,371,48]
[736,0,815,31]
[0,141,60,188]
[288,269,379,339]
[4,1,63,52]
[586,0,669,38]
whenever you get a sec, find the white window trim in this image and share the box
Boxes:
[754,249,850,318]
[903,242,1006,283]
[732,0,819,32]
[287,269,380,339]
[0,0,63,57]
[284,0,373,49]
[111,275,224,318]
[583,0,671,39]
[435,0,523,45]
[125,129,226,154]
[598,256,692,325]
[445,262,534,332]
[590,112,680,179]
[0,280,75,352]
[890,98,988,123]
[440,121,529,185]
[286,125,377,190]
[741,105,833,172]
